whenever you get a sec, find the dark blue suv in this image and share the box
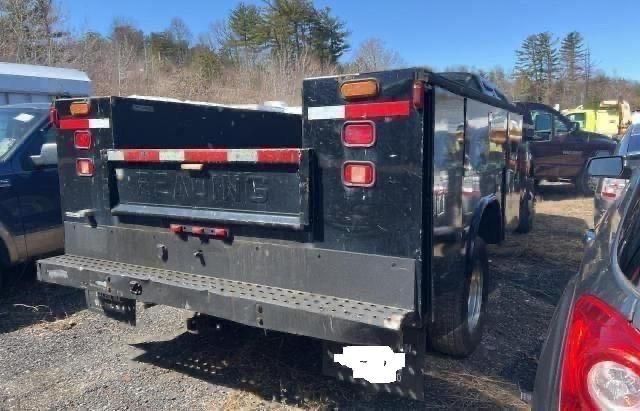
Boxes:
[0,103,62,290]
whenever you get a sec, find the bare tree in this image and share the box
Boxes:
[351,38,404,73]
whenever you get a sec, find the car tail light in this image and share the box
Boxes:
[601,178,627,200]
[343,121,376,147]
[560,294,640,410]
[74,130,92,149]
[70,101,90,116]
[76,158,94,176]
[343,161,375,187]
[340,79,379,100]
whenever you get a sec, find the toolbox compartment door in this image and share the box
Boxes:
[107,149,311,229]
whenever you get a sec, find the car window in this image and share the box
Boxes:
[627,125,640,155]
[618,182,640,284]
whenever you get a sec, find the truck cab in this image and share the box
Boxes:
[0,103,63,289]
[517,101,617,194]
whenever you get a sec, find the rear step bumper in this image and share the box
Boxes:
[37,254,415,347]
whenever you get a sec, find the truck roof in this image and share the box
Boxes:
[0,62,91,96]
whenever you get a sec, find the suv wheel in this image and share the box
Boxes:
[428,238,489,357]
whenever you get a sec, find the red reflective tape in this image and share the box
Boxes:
[183,150,229,163]
[124,150,161,162]
[59,118,89,130]
[256,149,301,164]
[345,100,411,120]
[212,228,230,238]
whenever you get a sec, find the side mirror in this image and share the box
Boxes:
[30,143,58,167]
[587,155,625,178]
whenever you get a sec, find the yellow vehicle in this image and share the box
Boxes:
[564,100,631,138]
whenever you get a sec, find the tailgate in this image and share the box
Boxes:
[106,148,311,229]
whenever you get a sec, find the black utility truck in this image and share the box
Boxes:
[38,69,534,399]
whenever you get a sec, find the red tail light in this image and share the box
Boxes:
[74,130,92,150]
[560,295,640,410]
[343,161,375,187]
[343,121,376,147]
[76,158,95,176]
[601,178,627,200]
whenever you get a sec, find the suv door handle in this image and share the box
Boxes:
[0,179,10,188]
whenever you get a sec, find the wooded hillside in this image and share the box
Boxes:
[1,0,638,108]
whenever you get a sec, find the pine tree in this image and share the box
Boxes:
[537,32,559,103]
[310,7,349,66]
[514,32,559,103]
[560,31,585,106]
[228,2,266,59]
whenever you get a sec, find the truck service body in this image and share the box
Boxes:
[38,68,534,399]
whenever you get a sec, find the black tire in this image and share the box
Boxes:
[576,168,596,196]
[516,194,534,234]
[428,238,489,357]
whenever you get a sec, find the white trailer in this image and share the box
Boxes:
[0,62,91,105]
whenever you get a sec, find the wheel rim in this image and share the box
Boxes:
[467,262,484,333]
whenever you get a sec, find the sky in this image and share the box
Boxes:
[63,0,640,80]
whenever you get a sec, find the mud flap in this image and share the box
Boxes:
[86,288,136,326]
[322,326,425,400]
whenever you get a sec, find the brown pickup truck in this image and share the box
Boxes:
[517,102,617,194]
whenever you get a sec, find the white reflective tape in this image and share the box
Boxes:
[159,150,185,162]
[308,105,345,120]
[228,150,258,162]
[107,150,124,161]
[88,118,111,129]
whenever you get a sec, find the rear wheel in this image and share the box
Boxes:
[516,194,535,234]
[428,238,489,357]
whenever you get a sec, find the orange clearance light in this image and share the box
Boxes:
[343,121,376,147]
[70,101,90,116]
[343,161,375,187]
[74,130,92,149]
[76,158,95,176]
[340,79,379,100]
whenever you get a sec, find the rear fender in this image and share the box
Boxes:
[469,195,502,247]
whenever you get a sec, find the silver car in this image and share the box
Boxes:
[594,124,640,225]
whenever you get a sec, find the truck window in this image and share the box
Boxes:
[554,117,569,134]
[0,108,47,161]
[531,110,553,141]
[568,113,587,129]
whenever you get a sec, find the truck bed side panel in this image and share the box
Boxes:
[302,69,425,259]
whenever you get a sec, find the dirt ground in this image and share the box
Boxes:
[0,184,592,410]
